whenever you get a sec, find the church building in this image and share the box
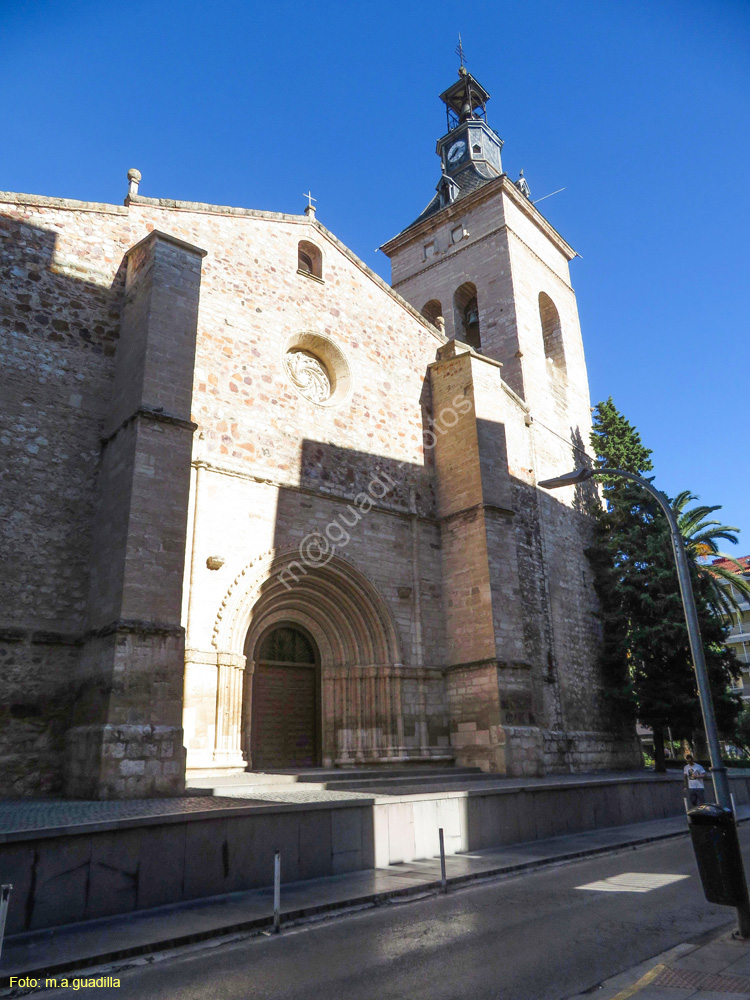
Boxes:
[0,64,638,799]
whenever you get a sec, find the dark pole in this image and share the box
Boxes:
[538,465,750,937]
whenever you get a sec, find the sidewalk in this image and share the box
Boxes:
[569,926,750,999]
[6,806,745,984]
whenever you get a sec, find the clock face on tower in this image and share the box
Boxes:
[447,140,466,165]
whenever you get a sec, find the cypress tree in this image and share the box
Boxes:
[588,398,741,771]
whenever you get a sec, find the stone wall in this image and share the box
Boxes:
[0,199,127,794]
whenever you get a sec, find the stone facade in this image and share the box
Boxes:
[0,90,640,797]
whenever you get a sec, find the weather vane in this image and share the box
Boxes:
[455,33,467,70]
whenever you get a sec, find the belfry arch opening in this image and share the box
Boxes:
[422,299,443,326]
[539,292,566,372]
[454,282,481,351]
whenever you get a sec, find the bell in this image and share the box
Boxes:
[466,307,479,327]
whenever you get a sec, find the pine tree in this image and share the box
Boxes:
[588,398,741,771]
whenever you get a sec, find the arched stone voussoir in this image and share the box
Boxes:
[215,548,403,668]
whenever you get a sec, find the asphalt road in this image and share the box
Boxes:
[49,830,749,1000]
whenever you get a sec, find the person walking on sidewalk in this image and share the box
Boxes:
[684,752,706,807]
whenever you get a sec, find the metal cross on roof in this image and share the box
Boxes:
[455,33,467,69]
[303,191,317,209]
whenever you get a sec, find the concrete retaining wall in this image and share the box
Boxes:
[0,799,374,935]
[373,773,750,866]
[4,773,750,934]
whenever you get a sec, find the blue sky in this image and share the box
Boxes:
[2,0,749,545]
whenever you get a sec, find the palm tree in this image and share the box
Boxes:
[672,490,750,618]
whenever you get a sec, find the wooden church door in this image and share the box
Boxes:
[251,625,319,769]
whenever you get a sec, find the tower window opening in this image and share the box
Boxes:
[539,292,566,372]
[436,173,459,208]
[454,282,481,352]
[422,299,443,326]
[298,240,323,280]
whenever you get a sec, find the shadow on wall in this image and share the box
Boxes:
[0,212,127,795]
[239,433,444,770]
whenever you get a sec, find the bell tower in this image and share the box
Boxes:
[378,55,614,776]
[379,57,591,443]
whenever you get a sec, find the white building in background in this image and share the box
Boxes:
[713,555,750,702]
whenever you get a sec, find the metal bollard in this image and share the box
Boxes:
[273,851,281,933]
[0,884,12,962]
[438,828,447,894]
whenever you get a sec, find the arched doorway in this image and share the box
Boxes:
[247,624,321,769]
[211,550,405,767]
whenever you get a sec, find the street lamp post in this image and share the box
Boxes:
[538,465,750,937]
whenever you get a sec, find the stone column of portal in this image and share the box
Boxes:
[382,668,394,759]
[430,341,536,775]
[320,666,335,767]
[335,668,352,765]
[213,652,246,768]
[64,230,206,799]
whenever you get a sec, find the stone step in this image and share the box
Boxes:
[186,766,487,797]
[293,766,482,783]
[323,772,504,791]
[186,772,300,787]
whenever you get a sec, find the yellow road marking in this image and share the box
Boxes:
[609,963,667,1000]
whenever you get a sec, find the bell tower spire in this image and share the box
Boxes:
[435,45,504,197]
[391,46,505,226]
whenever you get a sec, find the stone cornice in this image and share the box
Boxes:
[442,656,533,674]
[89,619,184,639]
[439,502,516,524]
[125,228,208,259]
[0,619,184,646]
[0,626,82,646]
[102,406,198,447]
[380,174,576,263]
[0,191,128,215]
[393,219,574,294]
